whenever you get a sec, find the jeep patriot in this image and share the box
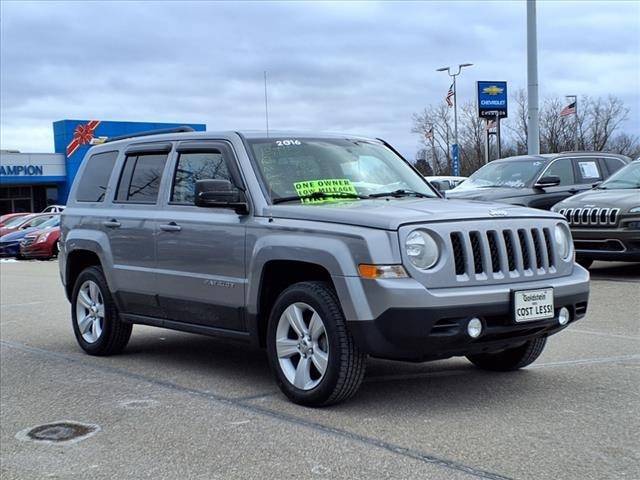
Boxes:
[60,128,590,406]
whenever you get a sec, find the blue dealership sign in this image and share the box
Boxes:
[477,81,508,119]
[451,143,460,176]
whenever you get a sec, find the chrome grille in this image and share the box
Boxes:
[21,237,36,247]
[558,207,620,227]
[449,227,556,280]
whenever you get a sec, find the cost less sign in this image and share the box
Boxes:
[477,81,508,119]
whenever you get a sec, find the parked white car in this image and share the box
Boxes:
[425,176,466,193]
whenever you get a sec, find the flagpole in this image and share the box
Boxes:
[574,96,579,151]
[565,95,578,151]
[437,63,473,176]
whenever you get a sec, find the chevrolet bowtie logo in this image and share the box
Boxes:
[483,85,504,95]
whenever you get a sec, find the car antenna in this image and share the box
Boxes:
[264,70,270,137]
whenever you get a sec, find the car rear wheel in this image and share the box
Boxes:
[266,281,367,407]
[466,337,547,371]
[71,266,132,356]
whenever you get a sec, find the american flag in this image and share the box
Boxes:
[445,83,454,107]
[560,101,576,117]
[425,127,434,140]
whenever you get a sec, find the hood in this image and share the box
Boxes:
[24,226,60,239]
[555,188,640,210]
[0,227,38,242]
[264,197,559,230]
[0,227,19,237]
[445,187,533,201]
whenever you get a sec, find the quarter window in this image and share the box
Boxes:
[171,151,232,204]
[116,153,168,203]
[543,159,574,185]
[75,151,118,202]
[603,157,625,176]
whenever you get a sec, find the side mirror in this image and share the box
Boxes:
[534,175,561,189]
[194,179,248,214]
[592,181,602,188]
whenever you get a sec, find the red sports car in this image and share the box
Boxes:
[0,212,31,227]
[0,213,55,237]
[19,226,61,259]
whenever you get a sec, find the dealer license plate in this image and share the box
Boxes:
[513,288,554,323]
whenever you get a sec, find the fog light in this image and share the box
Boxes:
[558,307,570,326]
[467,318,482,338]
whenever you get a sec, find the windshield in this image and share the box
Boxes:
[3,215,30,228]
[598,161,640,189]
[453,159,546,190]
[247,138,437,203]
[21,215,54,229]
[35,216,60,229]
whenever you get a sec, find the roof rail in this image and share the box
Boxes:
[103,126,196,143]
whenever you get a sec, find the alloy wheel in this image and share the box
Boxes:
[275,302,329,390]
[75,280,105,343]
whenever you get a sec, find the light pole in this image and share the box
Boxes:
[527,0,540,154]
[436,63,473,176]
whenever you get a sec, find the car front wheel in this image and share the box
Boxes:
[267,281,367,407]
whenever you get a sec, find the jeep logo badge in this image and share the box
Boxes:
[489,209,508,217]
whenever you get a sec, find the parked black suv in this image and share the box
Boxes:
[446,152,630,210]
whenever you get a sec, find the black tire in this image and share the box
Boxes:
[466,337,547,371]
[266,281,367,407]
[71,266,132,356]
[576,256,593,269]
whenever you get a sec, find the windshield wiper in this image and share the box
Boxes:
[367,189,429,199]
[272,191,367,204]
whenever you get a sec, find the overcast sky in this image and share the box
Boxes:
[1,0,638,158]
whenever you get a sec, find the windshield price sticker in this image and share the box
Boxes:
[293,179,357,203]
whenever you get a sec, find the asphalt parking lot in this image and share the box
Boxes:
[1,260,638,480]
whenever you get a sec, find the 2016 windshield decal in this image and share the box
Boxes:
[275,139,301,147]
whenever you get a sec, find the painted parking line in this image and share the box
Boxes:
[528,354,640,369]
[565,328,640,341]
[364,354,640,383]
[1,301,46,308]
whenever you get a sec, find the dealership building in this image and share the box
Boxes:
[0,119,205,214]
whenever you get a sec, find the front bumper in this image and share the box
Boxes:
[334,266,590,361]
[0,242,20,257]
[20,241,54,258]
[571,227,640,262]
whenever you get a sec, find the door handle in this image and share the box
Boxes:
[103,219,121,228]
[160,222,182,232]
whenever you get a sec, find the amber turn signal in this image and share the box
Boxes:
[358,264,408,279]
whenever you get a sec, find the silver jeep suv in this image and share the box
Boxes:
[59,129,590,406]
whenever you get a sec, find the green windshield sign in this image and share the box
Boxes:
[293,179,357,203]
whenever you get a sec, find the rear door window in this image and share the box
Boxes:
[543,159,574,185]
[75,151,118,202]
[116,153,169,203]
[574,158,603,183]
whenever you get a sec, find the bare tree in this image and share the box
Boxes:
[411,92,638,174]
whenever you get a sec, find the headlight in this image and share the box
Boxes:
[554,223,571,260]
[629,206,640,213]
[36,231,51,243]
[405,230,439,269]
